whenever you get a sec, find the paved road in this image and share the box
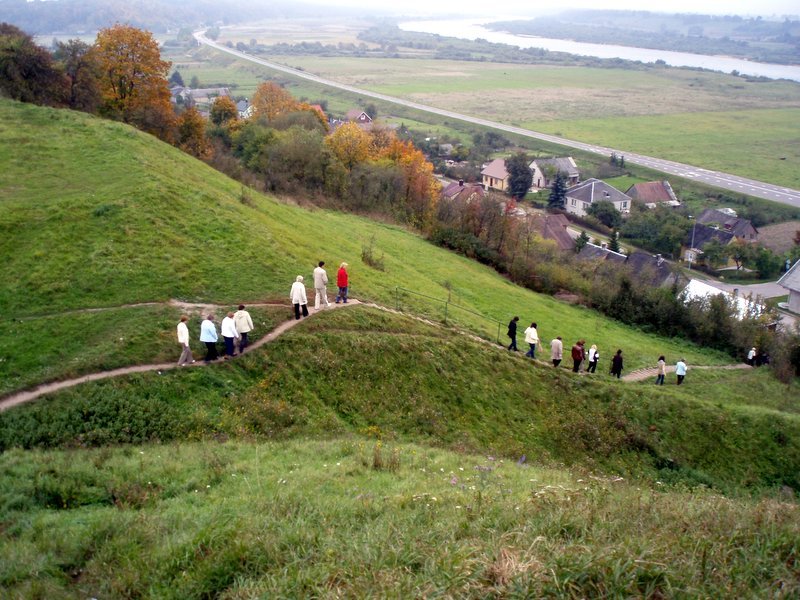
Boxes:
[195,32,800,209]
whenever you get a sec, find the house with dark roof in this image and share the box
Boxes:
[577,242,627,264]
[481,158,509,192]
[564,178,632,217]
[531,213,574,251]
[681,222,736,267]
[529,157,580,189]
[696,208,758,242]
[441,180,486,203]
[777,259,800,313]
[579,244,680,287]
[625,181,680,208]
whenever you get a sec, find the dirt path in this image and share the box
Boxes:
[622,363,751,382]
[0,301,360,412]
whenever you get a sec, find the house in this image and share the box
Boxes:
[625,251,681,287]
[777,259,800,313]
[236,100,253,119]
[441,180,486,203]
[481,158,509,192]
[682,279,765,320]
[578,242,627,263]
[563,178,632,217]
[345,109,372,124]
[171,86,231,107]
[625,181,681,208]
[696,208,758,242]
[529,157,580,189]
[530,213,574,251]
[681,222,736,266]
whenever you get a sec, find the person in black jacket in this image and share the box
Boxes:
[507,316,520,351]
[610,349,624,379]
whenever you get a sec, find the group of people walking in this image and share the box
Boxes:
[177,262,350,364]
[507,317,689,384]
[177,304,255,365]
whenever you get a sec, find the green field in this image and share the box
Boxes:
[1,437,797,598]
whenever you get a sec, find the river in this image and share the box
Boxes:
[398,19,800,82]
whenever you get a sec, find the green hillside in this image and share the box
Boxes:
[1,97,729,390]
[1,98,799,597]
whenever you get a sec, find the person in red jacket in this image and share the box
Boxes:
[335,262,349,303]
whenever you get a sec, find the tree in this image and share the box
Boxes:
[701,239,728,269]
[505,152,532,199]
[0,23,67,106]
[177,106,211,159]
[189,75,200,88]
[575,230,590,253]
[93,24,175,141]
[325,122,371,170]
[209,96,238,125]
[548,172,567,209]
[251,81,298,122]
[53,39,100,112]
[608,229,621,253]
[727,239,760,270]
[587,200,623,228]
[169,70,184,87]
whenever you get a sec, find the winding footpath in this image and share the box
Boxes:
[0,298,750,412]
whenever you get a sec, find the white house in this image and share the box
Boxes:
[529,157,580,189]
[682,279,765,320]
[778,259,800,313]
[563,178,631,217]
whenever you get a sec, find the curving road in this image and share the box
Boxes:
[194,33,800,209]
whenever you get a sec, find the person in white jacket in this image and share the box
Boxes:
[524,322,539,359]
[220,311,240,358]
[176,315,195,366]
[234,304,254,353]
[291,275,309,320]
[313,261,330,309]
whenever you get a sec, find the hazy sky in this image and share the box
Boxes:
[336,0,798,17]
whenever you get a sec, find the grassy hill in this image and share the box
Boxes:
[1,99,798,597]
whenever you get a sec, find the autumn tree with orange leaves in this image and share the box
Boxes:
[93,24,175,141]
[177,106,212,159]
[325,122,371,170]
[379,138,440,227]
[251,81,298,122]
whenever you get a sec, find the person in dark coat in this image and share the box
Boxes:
[571,340,585,373]
[610,349,624,378]
[507,316,520,351]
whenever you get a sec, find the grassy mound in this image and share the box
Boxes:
[2,307,797,493]
[1,438,797,598]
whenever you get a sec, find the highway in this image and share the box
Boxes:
[194,32,800,209]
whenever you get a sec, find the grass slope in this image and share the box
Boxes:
[1,438,797,598]
[2,308,797,493]
[0,98,730,389]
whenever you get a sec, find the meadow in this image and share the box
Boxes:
[1,436,797,598]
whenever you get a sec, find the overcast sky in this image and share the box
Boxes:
[334,1,798,18]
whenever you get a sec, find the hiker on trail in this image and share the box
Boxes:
[655,355,666,385]
[524,322,539,359]
[507,316,520,351]
[290,275,309,320]
[221,311,240,359]
[610,349,624,379]
[587,344,599,373]
[747,347,757,366]
[550,336,563,367]
[335,262,349,303]
[176,315,195,366]
[313,261,330,310]
[199,314,219,362]
[675,358,687,385]
[234,304,254,354]
[571,340,585,373]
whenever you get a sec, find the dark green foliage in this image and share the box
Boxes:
[608,228,621,253]
[169,70,184,87]
[548,172,567,209]
[621,205,691,258]
[52,39,100,113]
[588,200,623,228]
[0,23,66,106]
[575,230,590,253]
[505,152,532,199]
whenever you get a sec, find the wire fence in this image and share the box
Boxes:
[394,287,504,344]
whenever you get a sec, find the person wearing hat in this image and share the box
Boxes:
[336,262,349,303]
[290,275,309,320]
